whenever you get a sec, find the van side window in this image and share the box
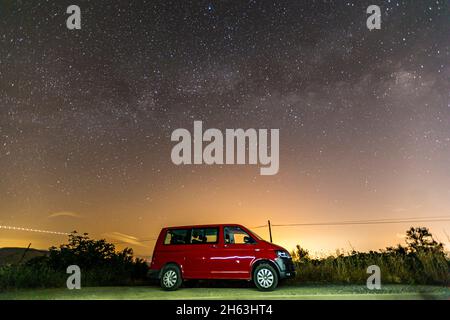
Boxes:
[190,228,218,244]
[164,229,189,245]
[224,226,256,244]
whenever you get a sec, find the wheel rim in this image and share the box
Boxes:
[256,268,274,288]
[163,270,177,287]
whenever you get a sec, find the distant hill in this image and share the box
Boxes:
[0,247,48,265]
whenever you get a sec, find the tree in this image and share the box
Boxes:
[26,231,149,285]
[291,245,310,262]
[405,227,444,253]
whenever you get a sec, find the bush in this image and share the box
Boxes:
[0,264,66,290]
[0,232,149,290]
[291,227,450,285]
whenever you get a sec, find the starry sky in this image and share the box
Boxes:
[1,0,449,257]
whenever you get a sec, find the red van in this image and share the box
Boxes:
[149,224,295,291]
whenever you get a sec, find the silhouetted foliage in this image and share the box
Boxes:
[405,227,444,253]
[2,227,448,289]
[1,232,149,289]
[39,232,149,284]
[291,245,310,262]
[291,227,449,285]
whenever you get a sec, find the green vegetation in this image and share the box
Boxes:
[0,285,448,300]
[0,232,148,290]
[0,227,448,293]
[291,227,450,285]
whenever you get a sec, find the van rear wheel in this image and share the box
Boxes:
[160,265,182,291]
[253,263,278,291]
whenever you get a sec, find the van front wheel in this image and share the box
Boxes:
[253,263,278,291]
[160,265,182,291]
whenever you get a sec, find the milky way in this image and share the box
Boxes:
[0,1,449,255]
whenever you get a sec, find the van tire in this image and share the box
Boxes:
[160,264,182,291]
[253,263,278,291]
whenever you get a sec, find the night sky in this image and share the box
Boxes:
[1,0,449,257]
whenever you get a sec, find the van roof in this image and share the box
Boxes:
[163,223,245,229]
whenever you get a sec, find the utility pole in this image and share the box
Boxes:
[19,243,31,264]
[268,220,273,243]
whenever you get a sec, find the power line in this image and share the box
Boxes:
[250,216,450,230]
[272,216,450,227]
[250,224,268,229]
[4,216,449,246]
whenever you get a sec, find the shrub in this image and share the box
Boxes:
[291,227,450,285]
[0,232,149,290]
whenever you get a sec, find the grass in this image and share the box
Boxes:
[1,284,449,300]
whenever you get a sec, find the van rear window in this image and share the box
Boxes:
[164,229,189,245]
[190,228,218,244]
[163,227,219,245]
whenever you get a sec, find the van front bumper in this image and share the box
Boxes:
[274,258,296,279]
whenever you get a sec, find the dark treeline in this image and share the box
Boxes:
[0,232,149,290]
[291,227,450,285]
[1,227,448,290]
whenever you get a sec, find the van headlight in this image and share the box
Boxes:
[276,250,291,259]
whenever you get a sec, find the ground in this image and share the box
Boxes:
[1,284,449,300]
